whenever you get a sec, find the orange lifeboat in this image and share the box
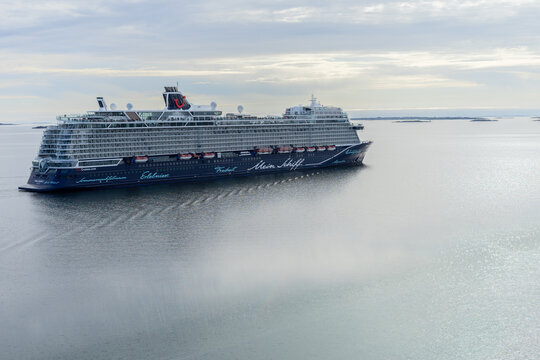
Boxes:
[306,147,316,152]
[179,153,192,160]
[134,156,148,163]
[317,146,326,151]
[278,146,293,154]
[203,152,215,159]
[256,148,273,155]
[327,145,336,151]
[295,147,305,153]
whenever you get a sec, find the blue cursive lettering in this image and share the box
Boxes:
[76,176,126,183]
[34,180,60,185]
[215,166,237,174]
[140,171,170,180]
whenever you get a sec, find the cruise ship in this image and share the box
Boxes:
[19,86,371,192]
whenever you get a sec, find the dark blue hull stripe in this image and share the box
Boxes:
[19,143,370,192]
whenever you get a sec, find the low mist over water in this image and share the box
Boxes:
[1,119,538,359]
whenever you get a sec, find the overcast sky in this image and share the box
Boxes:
[2,0,540,122]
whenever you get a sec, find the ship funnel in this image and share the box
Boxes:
[163,86,191,110]
[97,97,107,111]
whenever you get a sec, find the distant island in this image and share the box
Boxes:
[351,116,488,121]
[32,125,49,129]
[470,118,498,122]
[393,120,431,123]
[0,123,16,126]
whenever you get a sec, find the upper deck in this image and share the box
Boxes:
[34,87,361,167]
[54,88,349,128]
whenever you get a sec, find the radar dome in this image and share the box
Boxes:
[210,101,217,110]
[126,103,133,110]
[110,103,117,110]
[237,105,244,114]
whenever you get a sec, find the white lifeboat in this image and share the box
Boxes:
[317,146,326,151]
[203,152,215,159]
[327,145,336,151]
[295,147,305,153]
[134,156,148,163]
[306,147,316,152]
[179,153,192,160]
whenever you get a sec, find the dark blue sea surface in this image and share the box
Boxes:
[0,119,538,359]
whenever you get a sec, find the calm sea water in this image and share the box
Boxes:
[0,119,538,360]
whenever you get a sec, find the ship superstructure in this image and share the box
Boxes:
[20,87,370,192]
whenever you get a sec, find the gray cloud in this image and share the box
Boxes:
[2,0,540,122]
